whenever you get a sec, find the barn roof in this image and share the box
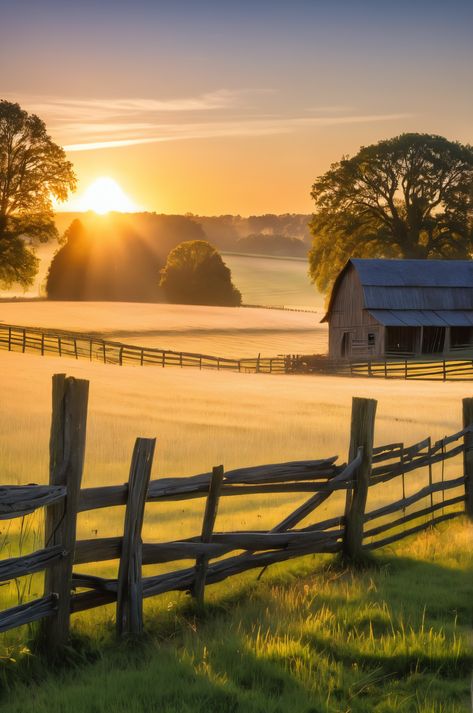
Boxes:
[322,258,473,325]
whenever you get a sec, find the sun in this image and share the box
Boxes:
[78,177,141,214]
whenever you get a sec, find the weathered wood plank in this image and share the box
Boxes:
[0,484,66,519]
[192,465,224,607]
[39,374,89,653]
[462,398,473,520]
[343,397,377,560]
[0,545,64,583]
[364,475,465,523]
[0,595,58,633]
[365,511,464,550]
[116,438,155,637]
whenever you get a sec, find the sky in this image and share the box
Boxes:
[1,0,472,215]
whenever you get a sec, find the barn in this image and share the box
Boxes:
[322,258,473,360]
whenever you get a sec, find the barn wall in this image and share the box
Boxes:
[328,265,383,359]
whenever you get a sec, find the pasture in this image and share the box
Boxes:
[0,301,327,358]
[0,313,471,711]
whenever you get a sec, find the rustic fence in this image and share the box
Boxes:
[0,323,286,374]
[0,375,470,653]
[348,357,473,381]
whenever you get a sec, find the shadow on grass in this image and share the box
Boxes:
[0,550,471,712]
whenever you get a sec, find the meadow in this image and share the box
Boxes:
[0,303,471,711]
[0,301,327,358]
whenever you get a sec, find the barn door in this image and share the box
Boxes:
[341,332,351,358]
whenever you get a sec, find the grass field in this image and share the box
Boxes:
[0,314,471,710]
[0,301,327,357]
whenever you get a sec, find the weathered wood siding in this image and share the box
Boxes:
[329,265,383,359]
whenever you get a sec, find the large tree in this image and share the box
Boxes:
[0,100,76,288]
[160,240,242,306]
[308,133,473,293]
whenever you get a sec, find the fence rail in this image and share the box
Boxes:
[0,375,470,653]
[0,323,287,374]
[349,357,473,381]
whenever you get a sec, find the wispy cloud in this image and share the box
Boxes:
[63,113,411,152]
[8,91,412,153]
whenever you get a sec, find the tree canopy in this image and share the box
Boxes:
[0,100,76,288]
[160,240,242,306]
[46,218,163,301]
[308,133,473,293]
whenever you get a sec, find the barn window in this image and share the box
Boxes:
[450,326,473,349]
[368,333,375,346]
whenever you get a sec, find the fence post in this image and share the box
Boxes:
[192,465,224,609]
[343,397,377,560]
[8,327,11,351]
[41,332,45,356]
[116,438,155,638]
[22,328,26,353]
[462,398,473,520]
[119,346,123,366]
[39,374,89,653]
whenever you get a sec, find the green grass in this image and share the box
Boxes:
[0,520,471,713]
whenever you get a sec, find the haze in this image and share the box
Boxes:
[1,0,472,215]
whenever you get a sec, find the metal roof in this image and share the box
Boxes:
[363,286,473,310]
[351,258,473,287]
[368,310,473,327]
[323,259,473,322]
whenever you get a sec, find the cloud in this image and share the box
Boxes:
[63,113,412,152]
[5,91,412,152]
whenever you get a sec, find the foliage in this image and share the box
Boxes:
[236,233,307,257]
[0,100,76,288]
[160,240,242,306]
[46,218,163,301]
[308,133,473,293]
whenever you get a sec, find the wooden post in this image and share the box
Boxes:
[462,398,473,520]
[443,360,447,381]
[256,352,261,373]
[119,346,123,366]
[343,397,377,560]
[39,374,89,653]
[8,327,11,351]
[22,328,26,353]
[73,338,78,359]
[58,336,62,356]
[404,359,408,379]
[140,349,144,366]
[89,339,93,361]
[116,438,155,638]
[41,332,45,356]
[192,465,224,608]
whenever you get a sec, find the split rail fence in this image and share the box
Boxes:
[0,375,471,654]
[0,323,286,374]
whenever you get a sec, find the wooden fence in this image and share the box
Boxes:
[0,375,470,654]
[349,357,473,381]
[0,323,286,374]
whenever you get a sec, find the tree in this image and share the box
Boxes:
[46,218,163,301]
[308,133,473,293]
[160,240,242,306]
[0,100,76,288]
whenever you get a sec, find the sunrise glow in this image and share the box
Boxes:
[75,177,141,214]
